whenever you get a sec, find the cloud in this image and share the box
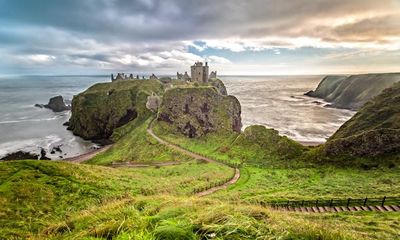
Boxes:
[207,56,232,64]
[0,0,399,74]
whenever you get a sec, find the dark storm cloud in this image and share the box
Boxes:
[2,0,398,41]
[0,0,399,74]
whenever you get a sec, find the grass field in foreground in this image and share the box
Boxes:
[0,160,232,238]
[35,195,400,240]
[152,121,400,202]
[213,166,400,202]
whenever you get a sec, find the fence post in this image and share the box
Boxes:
[301,200,304,207]
[382,196,386,206]
[287,200,290,208]
[363,197,368,206]
[316,199,319,207]
[329,199,333,207]
[347,198,351,208]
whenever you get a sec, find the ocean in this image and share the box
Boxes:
[0,75,355,159]
[220,76,355,145]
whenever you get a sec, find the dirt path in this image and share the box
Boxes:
[196,168,240,196]
[64,145,113,163]
[147,121,240,196]
[111,161,181,168]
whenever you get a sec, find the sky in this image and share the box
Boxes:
[0,0,399,75]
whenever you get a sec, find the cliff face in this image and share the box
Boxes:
[305,75,347,99]
[324,82,400,157]
[306,73,400,110]
[68,80,163,140]
[209,78,228,95]
[157,87,241,138]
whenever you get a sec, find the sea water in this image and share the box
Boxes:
[0,75,355,159]
[0,75,108,159]
[220,75,355,145]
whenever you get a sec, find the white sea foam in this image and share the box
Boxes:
[0,116,61,125]
[221,75,356,144]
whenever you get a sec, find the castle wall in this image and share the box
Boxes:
[190,62,209,83]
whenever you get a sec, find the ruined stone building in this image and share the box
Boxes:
[190,62,209,83]
[149,74,158,80]
[209,71,217,79]
[177,71,191,81]
[111,73,137,81]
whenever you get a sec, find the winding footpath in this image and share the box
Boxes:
[65,145,113,163]
[64,121,240,197]
[146,123,241,197]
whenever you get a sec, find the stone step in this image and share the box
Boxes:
[382,205,393,212]
[368,206,379,211]
[300,207,307,212]
[340,206,349,212]
[334,207,342,212]
[305,207,313,212]
[361,206,370,211]
[323,206,332,212]
[348,207,357,212]
[390,205,400,211]
[354,206,363,211]
[312,207,319,213]
[318,207,325,213]
[376,206,386,212]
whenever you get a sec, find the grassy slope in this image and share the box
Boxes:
[153,121,400,201]
[214,166,400,201]
[87,117,194,165]
[37,196,400,240]
[0,160,232,238]
[330,82,400,139]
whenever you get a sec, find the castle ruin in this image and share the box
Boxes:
[111,73,139,81]
[149,74,158,80]
[191,62,209,83]
[177,71,191,81]
[111,62,216,83]
[209,71,217,79]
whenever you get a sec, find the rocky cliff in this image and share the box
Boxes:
[324,82,400,157]
[157,87,241,138]
[209,78,228,95]
[306,73,400,110]
[68,80,163,140]
[305,75,347,99]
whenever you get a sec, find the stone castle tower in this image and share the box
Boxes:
[190,62,209,83]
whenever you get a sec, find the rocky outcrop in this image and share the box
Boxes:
[306,73,400,110]
[157,87,241,138]
[209,78,228,95]
[68,80,164,140]
[35,96,71,112]
[324,82,400,157]
[1,151,39,160]
[305,75,347,98]
[1,148,50,160]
